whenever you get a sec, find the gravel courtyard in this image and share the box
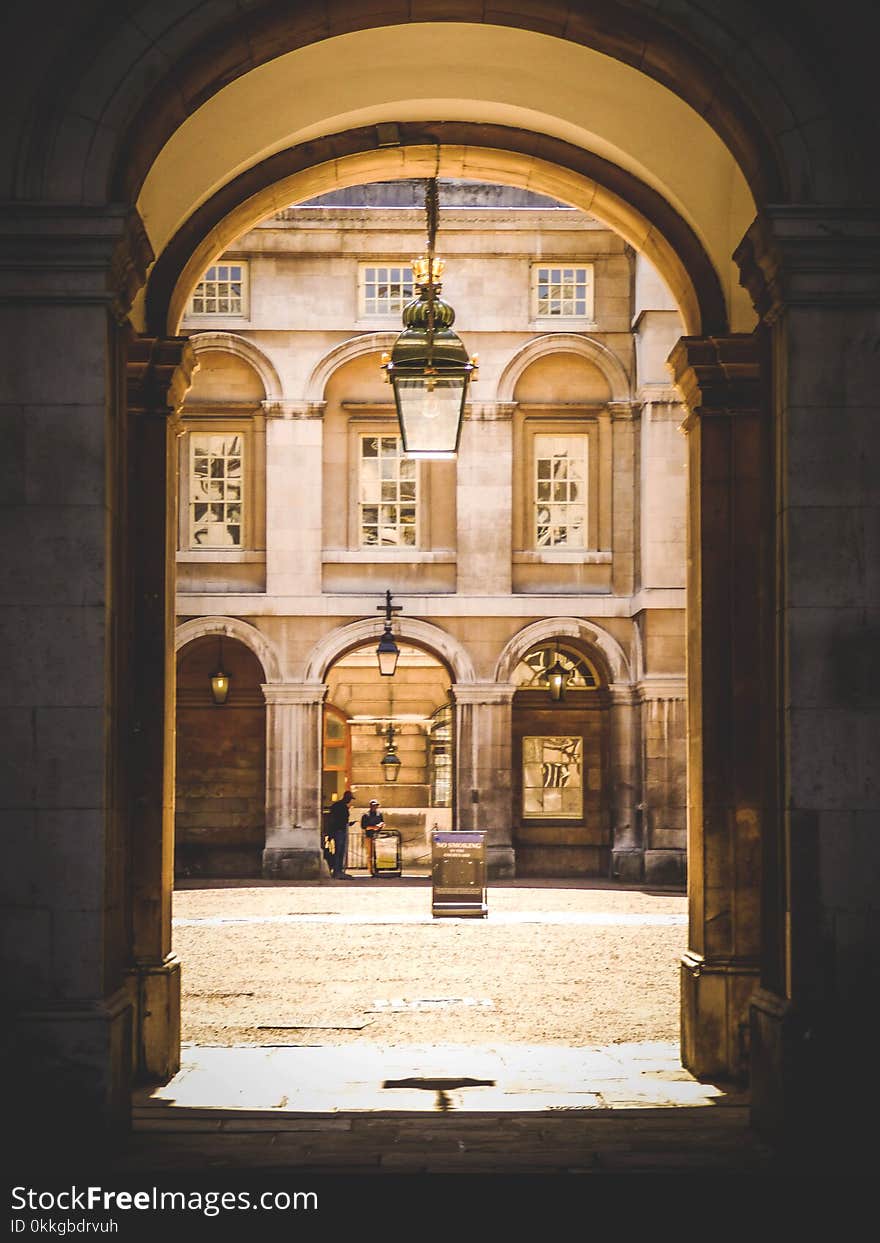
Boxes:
[173,877,688,1047]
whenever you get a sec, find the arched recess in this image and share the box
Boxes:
[175,633,267,878]
[145,128,728,338]
[175,616,281,684]
[495,617,631,689]
[496,334,632,405]
[187,332,283,402]
[306,331,398,403]
[303,617,476,686]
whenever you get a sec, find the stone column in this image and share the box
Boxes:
[609,684,642,882]
[264,401,326,596]
[457,403,515,595]
[262,683,326,879]
[451,683,516,879]
[668,333,769,1081]
[638,680,688,887]
[735,209,880,1142]
[125,334,196,1082]
[0,205,152,1141]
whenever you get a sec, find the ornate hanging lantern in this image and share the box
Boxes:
[381,175,478,457]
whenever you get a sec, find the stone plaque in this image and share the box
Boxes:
[431,831,487,918]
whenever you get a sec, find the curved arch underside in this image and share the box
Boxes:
[146,123,730,338]
[14,3,870,339]
[145,125,729,338]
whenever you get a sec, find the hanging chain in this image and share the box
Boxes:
[425,174,439,371]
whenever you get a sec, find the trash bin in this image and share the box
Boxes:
[372,829,402,877]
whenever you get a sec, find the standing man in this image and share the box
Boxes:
[360,798,385,876]
[326,789,354,879]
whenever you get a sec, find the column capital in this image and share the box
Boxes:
[634,676,687,701]
[262,399,327,419]
[608,400,641,420]
[734,206,880,324]
[127,335,199,418]
[261,682,327,706]
[667,333,761,426]
[0,203,153,322]
[465,402,517,422]
[451,682,517,705]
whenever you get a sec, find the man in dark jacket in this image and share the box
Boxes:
[326,790,354,879]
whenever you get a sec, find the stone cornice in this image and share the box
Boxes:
[465,402,517,421]
[261,682,328,705]
[127,335,199,417]
[637,384,682,406]
[0,204,152,323]
[608,401,641,420]
[667,334,760,425]
[635,676,687,700]
[451,682,517,705]
[734,207,880,324]
[262,399,327,419]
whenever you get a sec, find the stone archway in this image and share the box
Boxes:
[4,2,877,1159]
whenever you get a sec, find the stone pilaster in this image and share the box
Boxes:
[125,333,197,1082]
[264,401,326,596]
[609,683,642,882]
[735,209,880,1142]
[261,683,326,879]
[609,402,639,596]
[634,678,687,888]
[451,682,516,879]
[457,403,515,595]
[0,205,152,1144]
[668,333,769,1081]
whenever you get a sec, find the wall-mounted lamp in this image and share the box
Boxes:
[545,652,569,702]
[380,723,401,783]
[210,638,230,705]
[376,588,402,676]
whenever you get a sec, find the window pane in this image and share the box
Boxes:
[190,433,244,548]
[359,434,418,547]
[534,435,587,550]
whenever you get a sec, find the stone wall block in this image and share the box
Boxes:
[786,507,871,608]
[2,907,52,998]
[2,508,106,607]
[785,406,880,507]
[1,306,111,405]
[50,908,105,997]
[35,707,106,809]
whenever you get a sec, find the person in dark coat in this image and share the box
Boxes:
[326,789,354,879]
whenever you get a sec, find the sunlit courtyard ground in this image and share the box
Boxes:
[173,877,688,1047]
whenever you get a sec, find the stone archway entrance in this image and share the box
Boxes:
[5,3,877,1159]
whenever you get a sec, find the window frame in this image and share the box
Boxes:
[357,262,415,322]
[529,263,595,327]
[187,260,250,320]
[178,417,258,554]
[532,432,589,551]
[357,431,420,550]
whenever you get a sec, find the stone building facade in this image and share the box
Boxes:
[174,183,688,885]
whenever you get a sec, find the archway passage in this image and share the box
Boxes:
[4,1,878,1173]
[324,642,454,872]
[175,636,267,878]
